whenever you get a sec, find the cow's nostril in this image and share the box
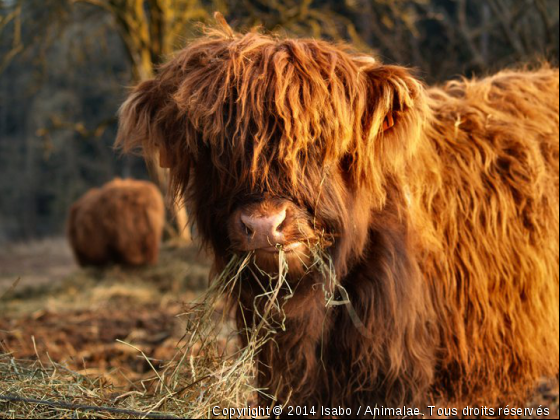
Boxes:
[276,218,287,234]
[242,220,254,237]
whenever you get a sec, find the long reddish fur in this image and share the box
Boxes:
[68,178,165,267]
[116,24,559,412]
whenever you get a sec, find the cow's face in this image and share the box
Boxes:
[185,143,366,278]
[117,29,426,278]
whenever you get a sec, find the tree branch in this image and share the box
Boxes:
[0,1,23,74]
[71,0,112,12]
[488,0,527,57]
[0,394,180,419]
[456,0,487,69]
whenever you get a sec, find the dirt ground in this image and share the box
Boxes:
[0,238,558,418]
[0,239,212,390]
[0,238,77,292]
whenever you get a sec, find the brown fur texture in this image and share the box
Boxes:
[68,178,165,267]
[116,24,559,415]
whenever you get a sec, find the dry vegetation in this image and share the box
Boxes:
[0,241,326,418]
[0,241,256,418]
[0,240,558,418]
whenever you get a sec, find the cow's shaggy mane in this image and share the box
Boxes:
[117,20,559,413]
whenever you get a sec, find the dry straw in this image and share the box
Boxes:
[0,247,346,418]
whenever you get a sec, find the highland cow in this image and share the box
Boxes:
[116,22,560,415]
[68,178,165,267]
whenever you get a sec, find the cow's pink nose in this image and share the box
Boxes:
[228,199,317,254]
[240,208,287,248]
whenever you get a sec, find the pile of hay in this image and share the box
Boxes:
[0,251,318,419]
[0,354,178,419]
[0,254,255,419]
[0,245,347,419]
[0,333,257,419]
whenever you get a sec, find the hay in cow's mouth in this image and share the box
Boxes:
[174,244,345,413]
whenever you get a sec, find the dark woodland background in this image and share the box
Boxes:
[0,0,558,243]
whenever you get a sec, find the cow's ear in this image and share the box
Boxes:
[361,64,426,140]
[359,63,427,174]
[116,79,180,169]
[345,62,427,200]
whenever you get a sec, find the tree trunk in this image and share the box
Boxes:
[112,0,192,242]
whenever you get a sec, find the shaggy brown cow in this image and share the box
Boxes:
[116,22,559,415]
[68,178,165,267]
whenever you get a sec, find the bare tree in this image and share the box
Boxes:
[2,0,224,241]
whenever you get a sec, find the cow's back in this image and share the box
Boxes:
[419,67,559,405]
[67,179,165,267]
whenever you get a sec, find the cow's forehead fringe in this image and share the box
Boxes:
[119,26,426,202]
[164,30,375,187]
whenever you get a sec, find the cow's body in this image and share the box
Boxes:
[68,178,165,267]
[117,22,559,414]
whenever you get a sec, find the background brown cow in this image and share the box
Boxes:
[68,178,165,267]
[117,23,560,413]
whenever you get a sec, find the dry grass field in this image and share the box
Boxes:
[0,239,254,418]
[0,239,210,382]
[0,239,557,418]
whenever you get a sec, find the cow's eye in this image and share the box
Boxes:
[340,155,353,173]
